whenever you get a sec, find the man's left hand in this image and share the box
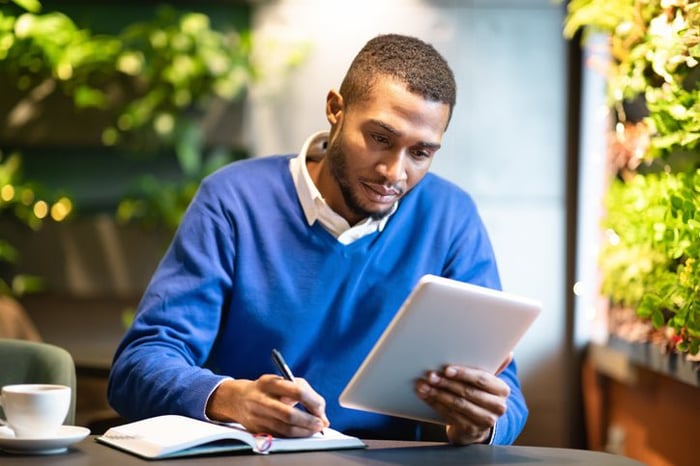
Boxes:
[415,355,512,445]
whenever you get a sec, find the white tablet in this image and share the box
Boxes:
[338,274,541,424]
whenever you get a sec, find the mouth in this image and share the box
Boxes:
[361,182,402,205]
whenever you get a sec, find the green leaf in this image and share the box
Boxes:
[638,294,660,317]
[0,239,18,263]
[11,0,42,13]
[11,274,43,296]
[651,309,666,329]
[690,43,700,59]
[121,308,135,329]
[670,195,683,211]
[74,85,106,108]
[174,121,202,177]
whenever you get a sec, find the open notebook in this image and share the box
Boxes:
[97,415,365,458]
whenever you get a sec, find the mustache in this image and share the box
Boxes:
[387,184,405,196]
[365,180,405,196]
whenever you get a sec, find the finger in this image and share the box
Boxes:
[449,393,500,429]
[255,412,324,438]
[432,373,509,417]
[261,375,318,407]
[417,380,501,430]
[294,378,330,427]
[267,404,327,437]
[261,374,307,404]
[495,353,513,375]
[245,376,324,435]
[441,366,511,397]
[261,376,329,430]
[250,394,325,437]
[419,373,506,417]
[446,424,492,445]
[258,373,295,395]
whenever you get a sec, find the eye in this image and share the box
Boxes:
[371,133,390,145]
[410,149,432,160]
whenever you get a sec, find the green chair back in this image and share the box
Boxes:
[0,338,77,425]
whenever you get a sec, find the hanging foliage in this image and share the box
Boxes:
[565,0,700,354]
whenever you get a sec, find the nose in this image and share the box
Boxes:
[376,150,408,184]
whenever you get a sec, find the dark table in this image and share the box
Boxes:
[1,437,646,465]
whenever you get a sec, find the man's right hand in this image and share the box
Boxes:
[205,376,329,437]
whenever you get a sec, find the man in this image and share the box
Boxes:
[108,34,528,445]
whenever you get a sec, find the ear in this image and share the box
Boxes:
[326,89,344,126]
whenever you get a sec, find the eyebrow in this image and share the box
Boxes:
[370,119,401,136]
[369,119,442,150]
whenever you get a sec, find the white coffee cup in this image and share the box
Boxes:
[0,384,71,438]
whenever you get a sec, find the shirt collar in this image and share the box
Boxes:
[290,131,397,244]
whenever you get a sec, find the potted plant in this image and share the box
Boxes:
[564,0,699,363]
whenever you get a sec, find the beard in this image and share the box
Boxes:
[326,131,399,222]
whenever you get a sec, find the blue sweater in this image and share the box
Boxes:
[108,155,528,444]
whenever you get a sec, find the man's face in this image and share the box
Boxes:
[323,78,451,224]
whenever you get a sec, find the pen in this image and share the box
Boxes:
[271,348,296,382]
[271,348,324,435]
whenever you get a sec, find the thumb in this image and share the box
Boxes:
[495,352,514,375]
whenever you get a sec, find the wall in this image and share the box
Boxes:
[247,0,573,447]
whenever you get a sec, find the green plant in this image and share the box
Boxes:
[601,171,700,353]
[1,1,253,143]
[0,0,261,297]
[565,0,699,354]
[96,7,254,229]
[565,0,700,160]
[0,0,259,226]
[2,0,308,229]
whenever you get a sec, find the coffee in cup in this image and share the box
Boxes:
[0,384,71,438]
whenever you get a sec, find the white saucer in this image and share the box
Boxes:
[0,425,90,455]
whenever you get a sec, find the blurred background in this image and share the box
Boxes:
[1,1,698,465]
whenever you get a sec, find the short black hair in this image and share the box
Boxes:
[339,34,456,123]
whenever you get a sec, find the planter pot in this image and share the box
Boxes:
[676,355,700,387]
[607,335,699,387]
[648,344,673,375]
[608,335,650,366]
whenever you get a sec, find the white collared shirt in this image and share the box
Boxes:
[289,131,397,245]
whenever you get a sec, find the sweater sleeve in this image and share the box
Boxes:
[491,359,528,445]
[107,181,235,421]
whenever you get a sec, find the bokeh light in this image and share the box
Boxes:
[33,200,49,219]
